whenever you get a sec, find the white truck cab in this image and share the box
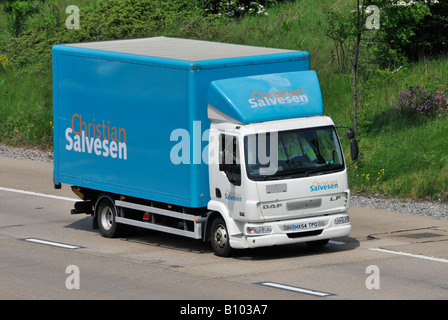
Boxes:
[205,71,356,256]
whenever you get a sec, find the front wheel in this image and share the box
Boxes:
[210,217,232,257]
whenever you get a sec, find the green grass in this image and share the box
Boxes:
[351,117,448,200]
[0,0,447,201]
[0,68,53,149]
[213,0,337,73]
[347,55,448,200]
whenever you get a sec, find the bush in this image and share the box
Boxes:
[0,54,12,70]
[1,0,46,36]
[0,0,218,69]
[410,0,448,59]
[200,0,283,18]
[393,85,448,120]
[368,0,446,67]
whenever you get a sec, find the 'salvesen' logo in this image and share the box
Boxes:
[65,113,127,160]
[225,190,242,202]
[248,89,308,108]
[310,180,338,192]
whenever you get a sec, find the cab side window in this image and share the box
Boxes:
[219,134,241,186]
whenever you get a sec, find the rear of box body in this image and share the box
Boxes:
[53,38,310,208]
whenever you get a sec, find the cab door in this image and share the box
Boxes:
[210,130,246,220]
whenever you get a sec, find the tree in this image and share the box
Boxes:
[325,0,437,134]
[368,0,436,64]
[325,0,369,134]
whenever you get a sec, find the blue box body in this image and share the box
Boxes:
[53,41,310,208]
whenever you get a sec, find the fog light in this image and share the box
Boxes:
[334,216,349,225]
[247,226,272,234]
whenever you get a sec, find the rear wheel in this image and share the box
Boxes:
[96,196,129,238]
[210,217,232,257]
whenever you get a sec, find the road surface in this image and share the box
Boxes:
[1,156,448,304]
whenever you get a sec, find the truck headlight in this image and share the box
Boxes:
[247,226,272,234]
[334,216,349,225]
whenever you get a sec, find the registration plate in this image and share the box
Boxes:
[292,221,318,231]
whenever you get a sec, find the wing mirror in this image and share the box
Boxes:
[337,126,359,167]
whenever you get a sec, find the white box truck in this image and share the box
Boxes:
[53,37,358,256]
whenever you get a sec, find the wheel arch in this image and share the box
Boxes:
[205,200,243,242]
[93,192,119,219]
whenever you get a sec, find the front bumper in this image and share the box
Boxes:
[229,212,351,249]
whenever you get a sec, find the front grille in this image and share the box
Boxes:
[286,199,322,211]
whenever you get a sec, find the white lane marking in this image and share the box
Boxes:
[258,282,332,297]
[23,238,81,250]
[369,248,448,264]
[0,186,77,202]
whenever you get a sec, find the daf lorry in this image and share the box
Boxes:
[52,37,358,256]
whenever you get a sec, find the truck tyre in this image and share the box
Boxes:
[210,217,232,257]
[96,196,125,238]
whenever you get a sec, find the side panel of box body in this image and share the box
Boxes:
[53,46,198,206]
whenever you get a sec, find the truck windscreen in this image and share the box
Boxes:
[244,126,345,181]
